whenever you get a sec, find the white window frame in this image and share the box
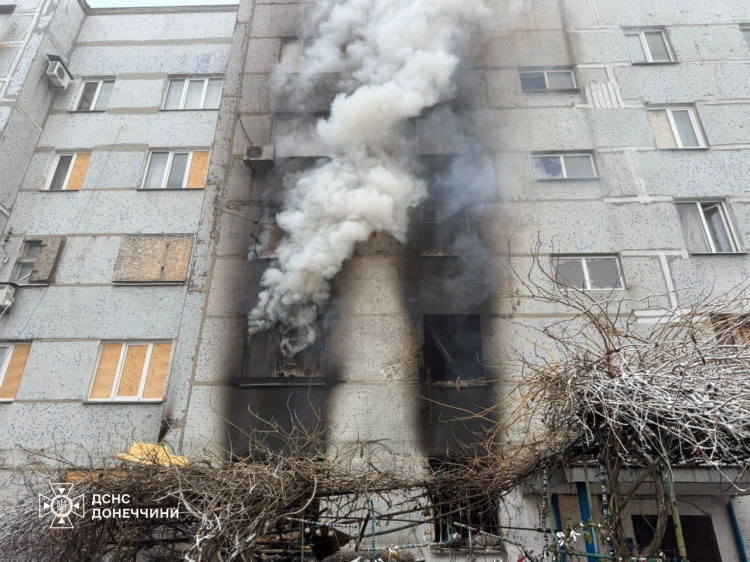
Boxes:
[624,28,674,63]
[519,68,577,91]
[46,152,82,191]
[648,106,706,149]
[141,150,196,189]
[163,77,223,110]
[554,256,625,291]
[678,201,741,254]
[0,343,17,401]
[87,341,172,403]
[532,152,598,180]
[74,79,114,111]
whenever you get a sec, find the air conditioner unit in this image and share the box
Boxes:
[243,145,275,171]
[0,284,16,310]
[45,61,72,90]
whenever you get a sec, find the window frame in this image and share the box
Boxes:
[676,200,742,254]
[553,255,625,291]
[12,240,43,284]
[518,67,578,92]
[162,77,223,110]
[73,79,115,112]
[532,152,598,181]
[648,106,706,149]
[0,343,18,402]
[741,25,750,48]
[624,28,675,64]
[87,341,173,403]
[46,152,86,191]
[141,149,205,190]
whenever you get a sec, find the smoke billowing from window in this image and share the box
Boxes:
[248,0,492,356]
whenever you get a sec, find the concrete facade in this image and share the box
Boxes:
[1,0,750,560]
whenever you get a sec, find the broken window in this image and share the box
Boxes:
[423,315,484,382]
[676,201,739,254]
[553,256,623,291]
[532,153,597,180]
[624,28,674,63]
[252,222,284,260]
[279,37,306,73]
[88,341,173,401]
[272,114,326,157]
[0,343,31,401]
[163,77,223,110]
[648,107,704,149]
[48,152,91,191]
[416,109,464,155]
[429,459,500,544]
[75,80,114,111]
[113,235,193,284]
[12,237,64,284]
[632,515,721,561]
[142,150,209,189]
[242,328,328,382]
[519,67,576,91]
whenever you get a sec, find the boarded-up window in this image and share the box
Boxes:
[89,341,172,401]
[48,153,91,191]
[12,237,64,284]
[0,343,32,401]
[113,235,193,283]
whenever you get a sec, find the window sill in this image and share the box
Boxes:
[535,177,600,182]
[13,282,49,287]
[159,108,220,112]
[234,376,327,388]
[522,88,581,93]
[138,187,205,191]
[655,147,709,151]
[84,399,164,404]
[631,61,679,66]
[112,281,186,286]
[688,252,748,256]
[38,189,82,192]
[0,399,15,404]
[430,379,489,388]
[67,110,106,114]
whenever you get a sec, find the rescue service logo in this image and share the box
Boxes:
[38,483,85,529]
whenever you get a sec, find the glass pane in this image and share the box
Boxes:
[164,79,184,109]
[23,241,42,260]
[77,82,99,111]
[533,156,563,179]
[676,203,710,253]
[93,80,114,110]
[184,80,204,109]
[167,153,189,188]
[0,346,10,370]
[743,29,750,48]
[648,110,677,149]
[562,155,595,178]
[555,259,585,290]
[13,262,33,282]
[644,31,671,62]
[204,78,222,109]
[143,152,169,189]
[280,39,304,72]
[702,204,735,252]
[520,72,547,91]
[49,155,74,190]
[671,110,700,148]
[546,71,575,90]
[586,258,622,289]
[625,34,647,63]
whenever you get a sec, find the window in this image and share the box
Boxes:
[47,152,91,191]
[88,342,173,401]
[741,25,750,48]
[0,343,31,401]
[648,107,705,149]
[113,235,194,283]
[676,202,740,254]
[423,315,484,382]
[272,115,326,157]
[75,80,114,111]
[241,328,328,383]
[533,153,597,180]
[279,37,305,73]
[163,78,222,110]
[554,256,623,291]
[12,237,64,284]
[519,67,576,91]
[252,223,284,260]
[0,5,16,15]
[142,150,209,189]
[712,314,750,346]
[624,29,674,63]
[416,109,463,155]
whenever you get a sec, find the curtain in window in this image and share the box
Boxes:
[648,110,677,149]
[77,82,99,111]
[164,80,184,110]
[204,79,222,109]
[94,81,114,111]
[702,204,734,252]
[49,155,74,190]
[677,203,710,253]
[184,80,204,109]
[166,153,189,188]
[534,156,563,179]
[144,152,169,189]
[625,34,647,63]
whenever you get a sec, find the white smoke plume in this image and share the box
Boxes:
[248,0,492,356]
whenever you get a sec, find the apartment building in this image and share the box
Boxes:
[2,0,750,560]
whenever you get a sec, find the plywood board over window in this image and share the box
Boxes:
[113,235,193,284]
[12,236,64,285]
[0,343,32,401]
[88,341,173,401]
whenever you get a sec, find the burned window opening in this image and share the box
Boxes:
[423,315,484,382]
[242,326,329,383]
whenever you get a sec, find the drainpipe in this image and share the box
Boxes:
[728,498,749,562]
[663,470,688,561]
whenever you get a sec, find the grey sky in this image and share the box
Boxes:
[88,0,238,7]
